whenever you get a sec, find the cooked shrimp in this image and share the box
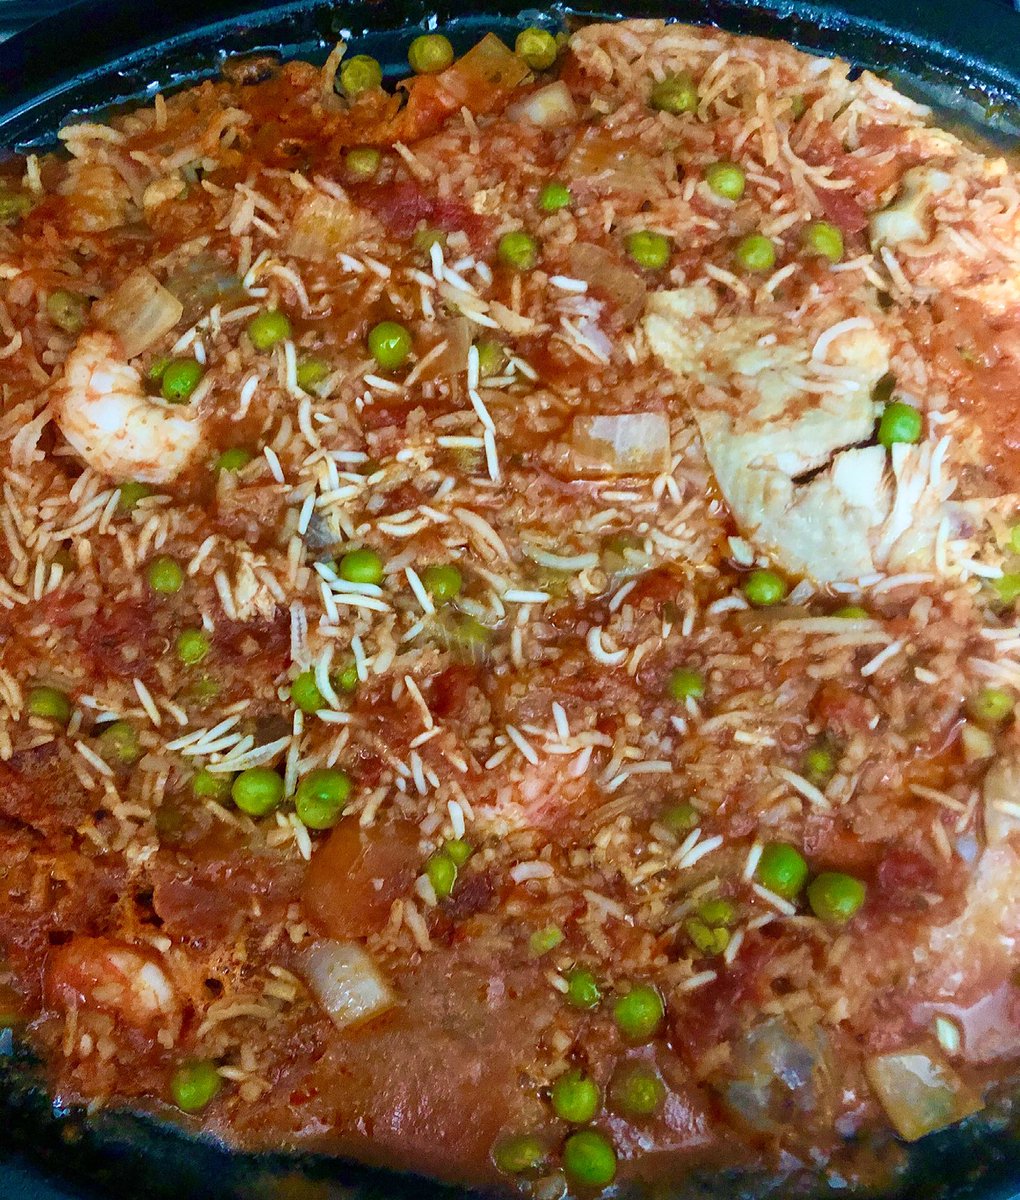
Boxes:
[46,935,179,1028]
[52,331,205,484]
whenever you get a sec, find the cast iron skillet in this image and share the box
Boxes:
[0,1,1019,1197]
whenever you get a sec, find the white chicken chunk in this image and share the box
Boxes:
[644,287,949,583]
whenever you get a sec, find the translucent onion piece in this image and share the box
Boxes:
[865,1048,981,1141]
[567,242,646,324]
[298,939,395,1031]
[571,412,671,476]
[94,268,184,359]
[287,190,376,262]
[435,33,529,112]
[562,127,659,195]
[982,754,1020,845]
[507,81,577,128]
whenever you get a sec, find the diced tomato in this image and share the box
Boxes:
[818,187,868,234]
[303,818,422,938]
[427,665,477,720]
[79,599,164,682]
[811,681,877,736]
[397,75,462,141]
[354,179,478,240]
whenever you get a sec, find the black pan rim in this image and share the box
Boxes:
[0,3,1018,1199]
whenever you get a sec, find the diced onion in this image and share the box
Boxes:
[961,722,995,763]
[562,127,659,195]
[507,81,577,128]
[981,755,1020,845]
[865,1048,981,1141]
[94,267,184,358]
[570,412,671,476]
[567,243,646,323]
[417,318,471,382]
[287,190,374,262]
[869,167,952,249]
[298,939,395,1031]
[435,33,529,113]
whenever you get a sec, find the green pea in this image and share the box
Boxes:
[878,401,923,448]
[295,767,352,829]
[608,1063,666,1118]
[529,924,564,957]
[624,230,671,270]
[27,685,71,724]
[756,842,809,899]
[497,230,540,271]
[0,189,32,225]
[422,563,462,604]
[192,768,232,801]
[118,480,152,511]
[475,339,508,378]
[565,968,601,1010]
[743,568,787,607]
[492,1132,548,1176]
[1010,524,1020,555]
[686,919,730,955]
[660,801,698,837]
[834,605,869,619]
[337,661,359,694]
[445,838,473,867]
[231,768,284,817]
[215,447,253,473]
[450,614,491,658]
[170,1059,221,1112]
[802,219,844,263]
[338,54,383,97]
[148,357,171,382]
[367,320,412,371]
[190,677,220,702]
[338,547,385,585]
[296,357,330,391]
[995,573,1020,605]
[802,741,836,785]
[649,71,698,114]
[426,851,457,898]
[247,309,291,352]
[872,373,896,405]
[147,555,184,595]
[344,146,381,180]
[734,233,777,273]
[667,666,704,702]
[968,687,1015,725]
[47,289,89,334]
[515,27,558,71]
[97,721,141,766]
[413,227,447,259]
[290,669,326,714]
[704,161,746,201]
[551,1070,600,1124]
[563,1129,617,1188]
[176,628,210,666]
[160,359,203,404]
[537,181,572,212]
[807,871,866,924]
[408,33,454,74]
[613,983,664,1042]
[697,897,735,926]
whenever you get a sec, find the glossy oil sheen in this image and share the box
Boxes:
[0,2,1018,1198]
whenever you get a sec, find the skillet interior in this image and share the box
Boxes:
[0,2,1018,1197]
